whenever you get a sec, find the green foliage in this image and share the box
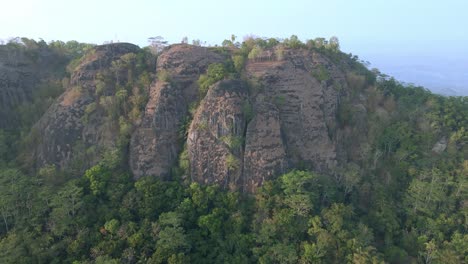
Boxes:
[197,63,228,96]
[82,102,97,124]
[0,35,467,264]
[284,35,304,49]
[274,95,286,106]
[49,180,84,236]
[312,65,330,82]
[178,147,190,175]
[104,219,120,234]
[157,69,171,82]
[16,79,66,131]
[247,45,263,60]
[232,54,246,73]
[84,164,112,196]
[226,154,240,171]
[220,135,244,150]
[242,101,254,123]
[0,130,12,165]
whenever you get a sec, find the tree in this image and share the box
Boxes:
[151,227,190,263]
[0,169,36,233]
[49,180,83,236]
[232,55,246,73]
[197,63,228,95]
[148,36,168,54]
[84,164,111,196]
[404,169,446,217]
[284,35,303,49]
[247,45,263,61]
[104,219,120,236]
[328,36,340,51]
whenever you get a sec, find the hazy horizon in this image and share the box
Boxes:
[2,0,467,95]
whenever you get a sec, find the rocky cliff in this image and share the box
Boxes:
[130,44,225,179]
[28,42,367,192]
[187,79,249,190]
[186,49,348,192]
[32,43,145,170]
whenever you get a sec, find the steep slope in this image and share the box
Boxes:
[187,48,349,192]
[129,44,225,179]
[2,39,467,264]
[187,79,249,190]
[28,42,363,192]
[32,43,146,171]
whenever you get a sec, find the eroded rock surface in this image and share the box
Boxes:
[129,45,225,178]
[28,43,358,193]
[34,43,140,170]
[187,80,248,190]
[242,101,287,192]
[239,49,347,191]
[135,47,350,191]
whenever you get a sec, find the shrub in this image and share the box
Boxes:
[226,154,240,171]
[157,70,171,82]
[197,63,227,96]
[242,101,254,122]
[247,45,263,61]
[220,136,244,150]
[232,55,246,73]
[312,65,330,82]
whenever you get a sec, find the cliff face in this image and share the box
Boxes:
[186,49,347,192]
[129,44,225,179]
[28,42,362,192]
[187,80,249,190]
[33,43,142,170]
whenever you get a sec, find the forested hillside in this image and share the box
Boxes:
[0,36,466,264]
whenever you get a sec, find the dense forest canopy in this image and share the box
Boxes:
[0,36,466,263]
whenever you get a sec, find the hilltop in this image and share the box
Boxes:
[0,36,466,263]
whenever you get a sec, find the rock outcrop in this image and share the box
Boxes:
[130,44,225,179]
[130,46,349,191]
[187,80,249,190]
[239,50,346,191]
[33,43,141,170]
[242,101,288,192]
[27,42,358,192]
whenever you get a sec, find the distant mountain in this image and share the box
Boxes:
[362,53,468,96]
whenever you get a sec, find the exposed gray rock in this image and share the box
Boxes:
[432,137,447,154]
[187,80,248,190]
[33,43,140,170]
[129,44,225,179]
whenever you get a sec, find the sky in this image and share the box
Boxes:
[1,0,468,94]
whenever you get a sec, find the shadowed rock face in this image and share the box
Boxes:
[187,80,249,190]
[33,43,140,170]
[242,101,288,192]
[29,42,354,192]
[247,49,342,169]
[184,49,348,192]
[129,45,225,179]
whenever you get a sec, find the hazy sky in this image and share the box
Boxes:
[2,0,468,94]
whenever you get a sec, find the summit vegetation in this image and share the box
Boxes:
[0,35,466,264]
